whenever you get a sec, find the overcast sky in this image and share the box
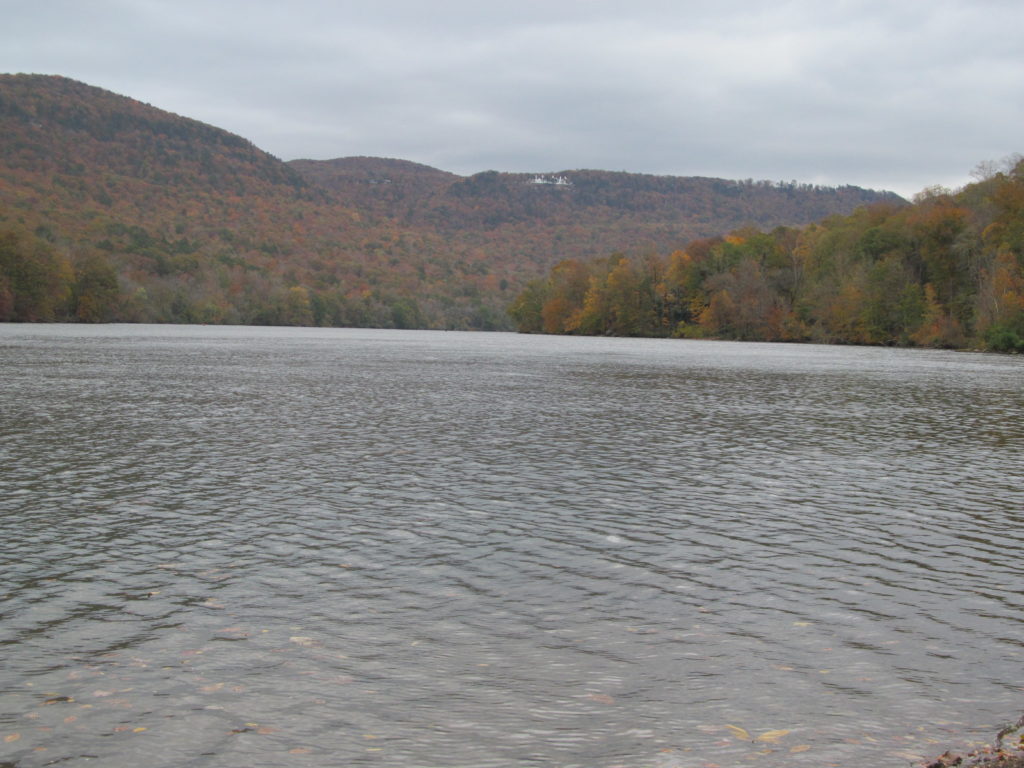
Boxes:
[3,0,1022,197]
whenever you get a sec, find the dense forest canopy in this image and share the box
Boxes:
[1,74,902,331]
[509,158,1024,352]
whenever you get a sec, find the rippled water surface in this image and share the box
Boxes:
[1,324,1022,768]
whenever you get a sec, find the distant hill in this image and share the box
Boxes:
[287,159,904,296]
[292,161,899,232]
[0,74,903,329]
[0,74,315,207]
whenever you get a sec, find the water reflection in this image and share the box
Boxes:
[1,326,1022,767]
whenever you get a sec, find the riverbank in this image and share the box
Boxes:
[926,715,1024,768]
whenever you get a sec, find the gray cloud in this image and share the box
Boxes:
[3,0,1022,197]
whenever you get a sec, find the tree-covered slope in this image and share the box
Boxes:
[0,75,498,327]
[290,160,904,283]
[0,74,905,330]
[510,159,1024,352]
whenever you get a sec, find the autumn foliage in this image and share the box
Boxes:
[510,160,1024,352]
[0,74,897,331]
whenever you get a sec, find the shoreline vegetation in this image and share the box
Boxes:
[0,75,1021,352]
[508,157,1024,354]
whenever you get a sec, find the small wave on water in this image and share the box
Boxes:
[1,325,1022,767]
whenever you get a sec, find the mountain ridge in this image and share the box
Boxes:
[0,73,904,328]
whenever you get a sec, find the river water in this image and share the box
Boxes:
[1,324,1022,768]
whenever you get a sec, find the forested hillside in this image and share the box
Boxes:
[509,159,1024,352]
[1,74,900,329]
[288,159,903,290]
[0,75,463,328]
[290,158,898,234]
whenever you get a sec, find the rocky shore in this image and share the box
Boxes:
[925,715,1024,768]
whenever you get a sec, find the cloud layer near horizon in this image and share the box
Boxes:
[4,0,1022,197]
